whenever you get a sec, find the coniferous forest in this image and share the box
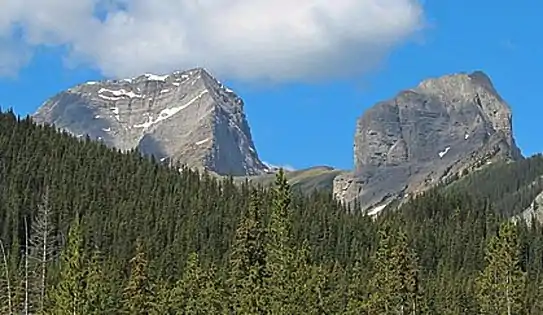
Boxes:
[2,109,543,314]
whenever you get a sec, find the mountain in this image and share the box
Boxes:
[333,71,523,213]
[32,68,267,176]
[31,68,531,213]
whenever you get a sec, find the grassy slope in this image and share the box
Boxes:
[235,166,345,194]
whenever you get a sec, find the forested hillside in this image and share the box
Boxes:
[1,109,543,314]
[446,156,543,216]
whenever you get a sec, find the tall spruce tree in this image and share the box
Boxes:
[228,188,268,314]
[122,239,155,314]
[476,221,526,315]
[289,242,321,314]
[171,252,224,314]
[393,229,422,315]
[364,226,422,315]
[365,227,397,314]
[48,217,87,315]
[345,256,368,314]
[265,169,295,314]
[83,249,117,314]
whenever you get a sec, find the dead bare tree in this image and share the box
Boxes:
[0,239,13,315]
[24,218,29,315]
[28,190,58,312]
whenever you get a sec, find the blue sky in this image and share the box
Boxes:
[0,0,541,170]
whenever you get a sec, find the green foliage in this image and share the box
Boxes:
[83,249,118,314]
[47,218,86,314]
[121,239,155,314]
[265,169,297,314]
[476,222,526,315]
[364,226,421,314]
[0,111,542,313]
[171,252,225,314]
[228,188,268,314]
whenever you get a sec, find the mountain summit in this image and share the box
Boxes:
[33,68,267,176]
[334,71,523,213]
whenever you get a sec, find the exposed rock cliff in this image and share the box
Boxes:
[334,71,523,213]
[33,68,267,176]
[512,190,543,225]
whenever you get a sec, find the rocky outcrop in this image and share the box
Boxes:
[334,71,523,213]
[33,68,267,176]
[512,190,543,225]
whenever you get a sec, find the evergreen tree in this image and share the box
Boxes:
[365,227,397,314]
[228,188,268,314]
[121,239,155,314]
[476,221,526,315]
[345,257,368,314]
[364,227,422,315]
[171,252,225,314]
[48,218,87,315]
[83,249,117,314]
[151,279,173,315]
[289,242,321,314]
[394,229,422,315]
[265,169,295,314]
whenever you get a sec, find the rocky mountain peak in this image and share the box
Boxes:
[415,71,515,144]
[33,68,268,176]
[335,71,522,213]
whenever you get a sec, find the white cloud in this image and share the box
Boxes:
[0,0,424,82]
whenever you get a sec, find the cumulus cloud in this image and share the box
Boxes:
[0,0,424,82]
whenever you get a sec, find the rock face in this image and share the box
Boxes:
[33,68,267,176]
[513,190,543,225]
[334,71,523,213]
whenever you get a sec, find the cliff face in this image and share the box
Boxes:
[513,189,543,226]
[33,68,267,176]
[334,71,523,213]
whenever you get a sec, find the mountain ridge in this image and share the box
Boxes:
[33,67,268,176]
[332,70,522,213]
[32,68,535,213]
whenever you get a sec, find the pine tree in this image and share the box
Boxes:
[365,227,397,314]
[265,169,295,314]
[321,262,348,314]
[171,252,224,314]
[364,227,422,315]
[83,249,117,314]
[289,242,321,315]
[345,256,368,314]
[393,229,422,315]
[476,221,526,315]
[150,279,173,315]
[121,239,155,314]
[47,218,87,315]
[228,188,268,314]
